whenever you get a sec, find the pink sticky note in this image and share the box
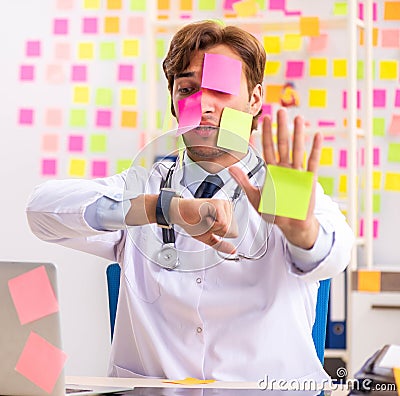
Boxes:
[96,110,112,127]
[15,332,67,394]
[19,108,34,125]
[269,0,286,10]
[127,16,144,35]
[359,147,365,167]
[307,34,328,52]
[373,2,377,21]
[20,65,35,81]
[71,65,87,82]
[223,0,240,10]
[339,149,347,168]
[373,219,379,239]
[318,120,336,127]
[373,147,380,166]
[92,160,108,177]
[395,90,400,107]
[284,9,302,16]
[177,91,202,135]
[259,104,272,123]
[45,108,62,127]
[201,53,242,96]
[381,29,400,48]
[54,18,68,35]
[373,89,386,108]
[323,135,336,142]
[8,265,59,325]
[42,159,57,176]
[342,91,347,109]
[56,0,74,9]
[285,61,304,78]
[26,41,41,57]
[357,90,361,110]
[42,134,59,152]
[358,2,364,20]
[54,42,71,60]
[118,65,134,82]
[82,17,98,34]
[359,218,364,237]
[46,65,65,84]
[389,115,400,135]
[68,135,84,152]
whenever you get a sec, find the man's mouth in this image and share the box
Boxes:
[193,125,219,137]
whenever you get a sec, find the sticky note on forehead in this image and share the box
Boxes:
[218,107,252,153]
[201,53,242,95]
[259,165,313,221]
[177,91,202,136]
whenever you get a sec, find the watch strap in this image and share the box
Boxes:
[156,188,180,228]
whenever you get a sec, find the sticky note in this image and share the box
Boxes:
[373,171,382,190]
[259,165,314,220]
[263,36,281,54]
[389,115,400,135]
[104,16,120,34]
[217,107,253,153]
[333,2,347,15]
[309,89,327,108]
[300,17,320,37]
[45,109,62,128]
[20,65,35,81]
[333,59,347,77]
[285,61,304,78]
[8,265,59,325]
[54,18,68,35]
[71,65,87,82]
[395,90,400,107]
[82,17,98,34]
[118,65,134,82]
[116,159,132,173]
[56,0,74,9]
[78,42,94,60]
[265,60,281,76]
[42,159,57,176]
[96,110,112,128]
[201,53,242,96]
[120,88,137,106]
[199,0,216,10]
[373,118,385,136]
[339,149,347,168]
[320,147,333,165]
[54,43,71,60]
[269,0,285,10]
[69,159,86,177]
[42,134,59,152]
[385,172,400,191]
[373,147,380,166]
[91,160,108,178]
[358,271,381,292]
[357,60,364,80]
[68,135,84,152]
[342,91,347,110]
[99,42,116,60]
[318,121,336,127]
[309,58,327,77]
[307,34,328,52]
[265,84,283,103]
[127,16,145,35]
[338,175,347,195]
[164,377,215,385]
[123,39,139,57]
[73,86,90,104]
[26,41,41,57]
[107,0,122,9]
[156,39,166,58]
[177,91,202,135]
[373,194,381,213]
[19,108,34,125]
[84,0,100,8]
[90,134,107,153]
[96,88,113,106]
[121,111,137,128]
[158,0,170,10]
[69,109,86,127]
[15,332,67,394]
[393,367,400,395]
[379,60,398,80]
[384,1,400,20]
[381,29,400,48]
[388,143,400,162]
[283,34,302,51]
[318,177,334,196]
[373,89,386,108]
[232,0,258,16]
[46,65,65,84]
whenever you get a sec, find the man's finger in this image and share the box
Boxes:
[196,233,237,254]
[277,108,290,164]
[262,116,276,165]
[292,115,305,169]
[307,132,323,173]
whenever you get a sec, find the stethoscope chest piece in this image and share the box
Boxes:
[157,243,179,270]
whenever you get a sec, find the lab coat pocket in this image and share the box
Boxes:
[112,364,163,379]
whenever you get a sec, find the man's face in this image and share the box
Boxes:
[172,44,261,162]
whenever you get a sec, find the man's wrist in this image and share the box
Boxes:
[156,189,181,228]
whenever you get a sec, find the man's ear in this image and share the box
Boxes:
[249,83,263,116]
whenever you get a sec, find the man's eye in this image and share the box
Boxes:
[178,87,194,95]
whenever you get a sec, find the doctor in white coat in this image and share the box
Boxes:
[27,20,354,383]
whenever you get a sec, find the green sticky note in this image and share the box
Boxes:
[357,60,364,80]
[141,63,147,82]
[156,39,165,58]
[199,0,216,10]
[69,109,87,127]
[373,117,385,136]
[318,176,334,196]
[373,194,381,213]
[156,110,163,129]
[95,88,113,106]
[217,107,252,154]
[388,143,400,162]
[130,0,146,10]
[116,159,132,173]
[333,2,348,15]
[90,134,107,153]
[259,165,314,221]
[100,42,116,60]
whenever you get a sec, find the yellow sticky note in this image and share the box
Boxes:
[379,60,398,80]
[107,0,122,9]
[233,0,258,17]
[84,0,100,9]
[283,34,302,51]
[309,58,328,77]
[264,60,281,76]
[373,171,382,190]
[358,270,381,292]
[384,1,400,20]
[104,17,120,34]
[259,165,314,221]
[320,147,333,166]
[384,172,400,191]
[164,377,215,385]
[218,107,252,154]
[265,84,283,103]
[69,159,86,177]
[333,59,347,77]
[394,367,400,396]
[121,111,137,128]
[338,175,347,195]
[78,42,94,60]
[309,89,327,107]
[123,39,139,57]
[300,17,320,37]
[263,36,281,54]
[158,0,170,10]
[73,86,90,104]
[180,0,192,10]
[120,88,137,106]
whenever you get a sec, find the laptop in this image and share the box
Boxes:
[0,261,133,396]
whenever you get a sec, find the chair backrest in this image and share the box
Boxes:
[106,263,330,363]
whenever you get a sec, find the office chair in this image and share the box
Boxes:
[106,263,331,363]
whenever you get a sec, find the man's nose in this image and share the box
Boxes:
[200,88,216,113]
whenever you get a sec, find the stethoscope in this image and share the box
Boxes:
[156,155,269,270]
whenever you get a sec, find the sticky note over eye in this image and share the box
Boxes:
[201,53,242,96]
[217,107,253,153]
[8,265,59,325]
[259,165,314,221]
[177,91,202,135]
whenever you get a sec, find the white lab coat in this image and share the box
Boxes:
[26,158,354,382]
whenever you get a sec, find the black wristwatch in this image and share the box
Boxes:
[156,188,181,229]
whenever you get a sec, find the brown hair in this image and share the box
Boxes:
[162,20,266,127]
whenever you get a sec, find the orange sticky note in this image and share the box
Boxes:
[300,17,320,37]
[358,270,381,292]
[8,265,59,325]
[15,332,67,394]
[393,367,400,396]
[265,84,283,103]
[163,377,216,385]
[384,1,400,20]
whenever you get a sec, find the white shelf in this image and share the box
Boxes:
[325,349,348,359]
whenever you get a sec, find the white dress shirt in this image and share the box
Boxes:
[26,148,355,382]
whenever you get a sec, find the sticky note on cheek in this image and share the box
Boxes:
[201,53,242,95]
[177,91,202,136]
[217,107,253,153]
[259,165,314,220]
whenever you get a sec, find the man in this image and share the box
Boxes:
[27,20,354,382]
